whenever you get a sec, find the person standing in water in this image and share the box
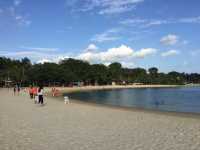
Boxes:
[38,86,44,105]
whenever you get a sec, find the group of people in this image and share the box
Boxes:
[13,84,20,95]
[51,87,60,97]
[29,86,44,105]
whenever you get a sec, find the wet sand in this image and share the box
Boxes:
[0,88,200,150]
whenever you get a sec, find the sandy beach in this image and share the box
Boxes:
[0,88,200,150]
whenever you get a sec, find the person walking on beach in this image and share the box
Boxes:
[17,84,20,95]
[38,86,44,105]
[29,86,34,99]
[33,87,37,98]
[52,87,56,96]
[13,85,16,95]
[33,86,38,104]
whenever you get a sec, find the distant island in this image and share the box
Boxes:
[0,57,200,87]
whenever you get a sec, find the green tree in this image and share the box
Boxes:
[59,58,91,84]
[108,62,122,81]
[1,56,200,87]
[148,67,159,84]
[89,64,109,85]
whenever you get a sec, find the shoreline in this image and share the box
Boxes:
[48,85,200,119]
[45,84,182,94]
[55,96,200,119]
[46,85,200,117]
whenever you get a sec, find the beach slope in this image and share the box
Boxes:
[0,88,200,150]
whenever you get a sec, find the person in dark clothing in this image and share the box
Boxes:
[38,86,44,105]
[17,85,20,95]
[13,86,16,95]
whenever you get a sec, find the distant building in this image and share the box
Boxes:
[133,82,144,85]
[112,80,127,85]
[112,81,116,86]
[4,79,13,87]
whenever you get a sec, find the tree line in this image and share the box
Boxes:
[0,57,200,87]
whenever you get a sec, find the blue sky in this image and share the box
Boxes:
[0,0,200,73]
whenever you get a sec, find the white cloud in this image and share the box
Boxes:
[1,44,157,66]
[120,18,146,25]
[77,45,157,64]
[92,34,120,43]
[143,20,171,28]
[15,15,31,26]
[37,59,52,64]
[20,46,59,52]
[179,16,200,24]
[160,34,179,45]
[5,2,31,27]
[120,18,173,27]
[190,50,200,56]
[182,40,189,45]
[85,44,98,52]
[161,50,179,57]
[14,0,21,6]
[104,61,135,68]
[98,4,134,15]
[67,0,144,15]
[0,9,3,14]
[8,6,16,16]
[77,45,134,63]
[0,51,48,58]
[91,28,122,43]
[15,15,22,20]
[99,0,144,15]
[101,45,134,61]
[76,52,97,62]
[56,26,73,33]
[0,50,72,64]
[37,55,71,64]
[133,48,157,58]
[183,61,188,66]
[121,61,135,68]
[120,16,200,28]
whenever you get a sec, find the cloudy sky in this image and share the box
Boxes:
[0,0,200,73]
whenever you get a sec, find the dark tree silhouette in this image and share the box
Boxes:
[0,57,199,87]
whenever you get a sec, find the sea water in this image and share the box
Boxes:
[66,87,200,113]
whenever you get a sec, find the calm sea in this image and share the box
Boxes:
[66,87,200,113]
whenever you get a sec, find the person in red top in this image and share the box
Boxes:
[33,87,38,103]
[29,86,33,99]
[52,87,56,97]
[33,87,37,98]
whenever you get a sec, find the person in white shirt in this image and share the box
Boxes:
[38,86,44,105]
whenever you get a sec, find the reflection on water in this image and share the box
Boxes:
[66,87,200,113]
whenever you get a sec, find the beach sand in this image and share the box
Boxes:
[0,88,200,150]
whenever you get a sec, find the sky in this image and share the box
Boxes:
[0,0,200,73]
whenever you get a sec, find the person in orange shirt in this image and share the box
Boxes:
[54,89,60,96]
[52,87,56,96]
[33,87,38,103]
[29,86,33,99]
[33,87,37,97]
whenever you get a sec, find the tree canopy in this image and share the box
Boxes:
[0,57,200,87]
